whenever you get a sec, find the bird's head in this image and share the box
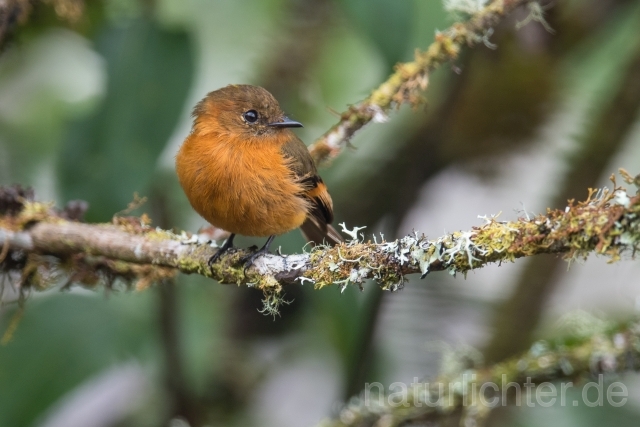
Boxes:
[191,84,302,139]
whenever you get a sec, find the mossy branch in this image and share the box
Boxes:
[308,0,537,165]
[0,0,549,315]
[2,172,640,314]
[316,316,640,427]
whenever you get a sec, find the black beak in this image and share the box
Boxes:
[267,116,303,128]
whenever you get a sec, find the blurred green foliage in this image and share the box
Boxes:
[58,18,193,221]
[0,293,156,426]
[335,0,415,67]
[1,0,640,426]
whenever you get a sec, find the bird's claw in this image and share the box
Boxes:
[240,247,270,273]
[207,247,228,268]
[207,234,236,271]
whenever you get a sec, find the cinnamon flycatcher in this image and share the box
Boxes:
[176,84,342,266]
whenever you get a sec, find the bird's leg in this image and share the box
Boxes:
[208,233,236,267]
[240,235,275,268]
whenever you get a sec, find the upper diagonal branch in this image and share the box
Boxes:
[2,178,640,310]
[308,0,533,165]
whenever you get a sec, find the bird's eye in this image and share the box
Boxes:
[243,110,259,123]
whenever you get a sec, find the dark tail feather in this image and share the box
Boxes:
[300,218,343,246]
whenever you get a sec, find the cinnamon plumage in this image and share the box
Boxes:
[176,84,341,265]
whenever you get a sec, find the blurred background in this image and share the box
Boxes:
[1,0,640,426]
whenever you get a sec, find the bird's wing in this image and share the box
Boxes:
[281,135,342,245]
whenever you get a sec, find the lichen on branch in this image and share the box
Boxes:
[2,172,640,314]
[308,0,535,165]
[316,315,640,427]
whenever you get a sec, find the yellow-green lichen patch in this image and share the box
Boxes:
[304,240,405,292]
[0,200,63,231]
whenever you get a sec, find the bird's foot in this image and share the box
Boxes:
[239,247,269,269]
[208,234,236,270]
[240,235,275,271]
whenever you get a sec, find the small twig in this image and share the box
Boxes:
[0,239,9,264]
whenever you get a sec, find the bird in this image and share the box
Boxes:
[175,84,342,267]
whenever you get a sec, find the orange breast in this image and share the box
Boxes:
[176,134,309,237]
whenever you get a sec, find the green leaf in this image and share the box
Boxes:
[58,19,194,222]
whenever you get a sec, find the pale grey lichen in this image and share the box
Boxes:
[443,0,490,15]
[297,277,315,285]
[515,2,555,34]
[339,222,367,241]
[614,189,631,208]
